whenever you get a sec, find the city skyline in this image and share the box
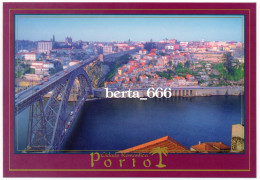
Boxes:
[16,15,244,42]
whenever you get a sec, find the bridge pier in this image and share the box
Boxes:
[27,97,48,150]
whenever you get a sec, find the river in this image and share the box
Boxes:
[61,96,244,152]
[15,96,244,153]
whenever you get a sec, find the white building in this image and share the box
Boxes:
[24,52,38,61]
[37,41,53,54]
[31,62,44,68]
[43,63,54,69]
[31,61,54,74]
[180,41,189,47]
[103,45,113,55]
[165,44,174,50]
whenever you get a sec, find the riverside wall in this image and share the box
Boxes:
[43,87,244,100]
[93,87,244,98]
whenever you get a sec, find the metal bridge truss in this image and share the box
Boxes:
[26,68,93,151]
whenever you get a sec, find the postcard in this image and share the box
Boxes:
[3,2,256,178]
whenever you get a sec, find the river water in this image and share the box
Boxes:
[61,96,244,152]
[15,96,243,153]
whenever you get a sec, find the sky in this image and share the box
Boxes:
[16,15,244,42]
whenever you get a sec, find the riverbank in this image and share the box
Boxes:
[94,86,244,98]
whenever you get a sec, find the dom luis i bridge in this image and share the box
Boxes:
[15,49,139,152]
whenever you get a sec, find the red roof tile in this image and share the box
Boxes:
[118,136,190,153]
[191,142,230,153]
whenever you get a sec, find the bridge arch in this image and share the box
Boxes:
[27,68,93,151]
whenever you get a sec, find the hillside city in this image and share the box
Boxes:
[15,36,244,92]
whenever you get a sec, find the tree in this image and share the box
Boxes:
[150,147,168,168]
[53,61,63,72]
[232,58,240,69]
[49,68,56,75]
[41,53,46,58]
[149,59,157,66]
[159,52,167,56]
[167,61,173,67]
[144,42,156,52]
[184,60,191,68]
[222,52,234,75]
[104,54,132,82]
[176,62,183,70]
[156,70,173,80]
[29,68,35,74]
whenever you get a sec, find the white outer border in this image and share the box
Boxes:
[0,0,258,180]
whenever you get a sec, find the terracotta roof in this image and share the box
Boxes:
[149,53,156,56]
[118,136,190,153]
[207,142,231,150]
[190,142,230,153]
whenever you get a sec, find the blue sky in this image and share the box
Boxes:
[16,15,244,42]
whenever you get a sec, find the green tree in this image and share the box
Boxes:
[176,62,184,70]
[229,63,244,81]
[222,52,234,75]
[184,61,191,68]
[156,70,174,80]
[41,53,46,58]
[144,42,156,52]
[167,61,173,67]
[29,68,35,74]
[104,54,132,82]
[53,61,63,72]
[212,63,228,80]
[49,68,56,75]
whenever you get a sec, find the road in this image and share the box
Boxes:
[15,56,97,104]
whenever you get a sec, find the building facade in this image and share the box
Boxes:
[65,37,72,45]
[103,45,113,55]
[231,124,244,152]
[24,52,37,61]
[37,41,53,54]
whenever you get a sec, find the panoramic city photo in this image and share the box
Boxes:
[14,15,244,154]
